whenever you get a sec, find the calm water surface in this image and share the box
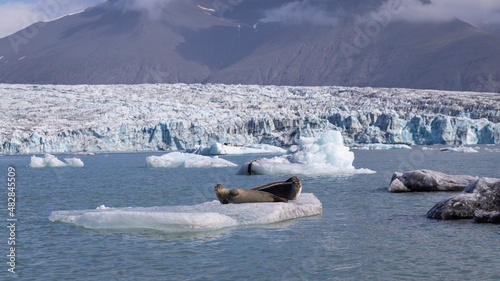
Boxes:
[1,146,499,280]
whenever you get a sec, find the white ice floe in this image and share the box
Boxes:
[49,193,322,233]
[28,154,84,167]
[188,143,287,155]
[237,131,375,176]
[352,144,412,150]
[146,152,237,168]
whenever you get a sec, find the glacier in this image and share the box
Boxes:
[1,83,499,154]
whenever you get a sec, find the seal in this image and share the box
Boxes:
[250,176,302,200]
[247,158,263,175]
[214,184,288,204]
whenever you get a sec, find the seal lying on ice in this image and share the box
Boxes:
[250,176,302,200]
[214,184,288,204]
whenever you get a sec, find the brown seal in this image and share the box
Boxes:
[214,184,288,204]
[250,177,302,200]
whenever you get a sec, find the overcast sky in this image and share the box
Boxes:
[1,0,500,38]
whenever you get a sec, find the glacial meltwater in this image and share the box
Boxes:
[1,146,499,280]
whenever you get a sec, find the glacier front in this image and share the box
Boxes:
[1,83,499,154]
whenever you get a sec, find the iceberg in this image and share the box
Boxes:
[28,154,84,167]
[388,170,478,193]
[352,144,412,150]
[146,152,237,168]
[427,178,500,222]
[49,193,322,233]
[188,143,287,155]
[237,131,375,176]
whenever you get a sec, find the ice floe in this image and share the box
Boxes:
[427,178,500,222]
[352,144,412,150]
[49,193,322,233]
[28,154,84,167]
[237,131,375,176]
[146,152,237,168]
[388,170,478,193]
[188,143,287,155]
[439,146,479,153]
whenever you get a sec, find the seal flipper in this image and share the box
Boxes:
[229,189,240,196]
[270,194,288,203]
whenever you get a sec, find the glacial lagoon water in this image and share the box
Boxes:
[1,146,499,280]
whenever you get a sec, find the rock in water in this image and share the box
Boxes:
[427,178,500,221]
[387,170,477,192]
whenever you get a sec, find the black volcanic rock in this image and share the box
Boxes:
[0,0,499,92]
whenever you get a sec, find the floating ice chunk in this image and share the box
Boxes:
[388,170,478,193]
[237,131,375,176]
[73,152,96,156]
[146,152,237,168]
[28,154,84,167]
[49,193,322,233]
[64,158,85,167]
[353,144,412,150]
[440,146,479,153]
[96,205,109,210]
[427,178,500,221]
[189,143,287,155]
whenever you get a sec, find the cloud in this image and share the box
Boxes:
[432,0,500,27]
[0,0,106,38]
[260,0,500,30]
[259,0,339,26]
[112,0,177,19]
[374,0,500,26]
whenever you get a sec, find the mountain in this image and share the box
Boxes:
[0,0,499,92]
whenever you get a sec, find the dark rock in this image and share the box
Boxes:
[0,0,499,92]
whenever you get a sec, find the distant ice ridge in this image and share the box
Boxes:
[352,144,412,150]
[440,146,479,153]
[28,154,84,167]
[1,83,499,154]
[238,131,375,176]
[146,152,237,168]
[49,193,322,233]
[187,143,287,155]
[421,146,480,153]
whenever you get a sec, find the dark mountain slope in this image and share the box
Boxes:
[0,0,499,92]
